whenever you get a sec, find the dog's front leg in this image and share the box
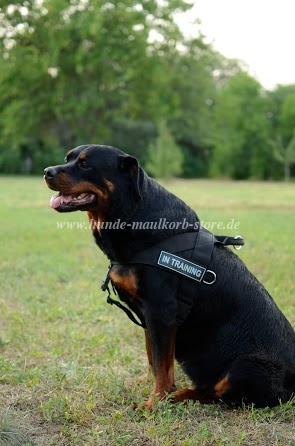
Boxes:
[144,329,153,378]
[142,320,177,410]
[137,330,153,384]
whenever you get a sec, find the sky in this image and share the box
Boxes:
[176,0,295,90]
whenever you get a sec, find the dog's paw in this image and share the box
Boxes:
[130,398,154,411]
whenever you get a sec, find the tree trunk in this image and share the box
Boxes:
[284,161,290,182]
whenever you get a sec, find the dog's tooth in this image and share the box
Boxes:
[61,195,64,204]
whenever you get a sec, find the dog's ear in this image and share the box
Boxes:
[118,155,141,201]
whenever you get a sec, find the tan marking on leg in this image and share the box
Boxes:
[171,388,201,403]
[214,374,231,398]
[137,331,153,383]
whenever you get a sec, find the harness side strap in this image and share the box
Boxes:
[107,292,146,328]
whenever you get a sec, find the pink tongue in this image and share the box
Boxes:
[50,194,62,209]
[49,194,73,209]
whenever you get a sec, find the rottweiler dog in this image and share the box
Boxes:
[44,144,295,410]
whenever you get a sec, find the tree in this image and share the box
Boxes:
[267,87,295,180]
[271,132,295,181]
[0,0,193,172]
[166,40,219,177]
[1,1,285,179]
[145,121,183,178]
[211,72,272,179]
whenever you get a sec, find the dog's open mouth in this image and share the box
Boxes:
[50,192,96,210]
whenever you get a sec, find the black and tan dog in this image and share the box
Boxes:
[44,144,295,410]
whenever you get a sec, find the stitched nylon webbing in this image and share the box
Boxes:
[103,228,244,327]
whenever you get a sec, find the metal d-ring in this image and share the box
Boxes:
[234,235,243,250]
[203,270,216,285]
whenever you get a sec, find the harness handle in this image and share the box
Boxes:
[233,235,243,250]
[214,234,244,248]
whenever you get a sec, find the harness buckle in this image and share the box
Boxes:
[101,265,112,291]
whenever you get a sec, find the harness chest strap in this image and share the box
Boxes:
[101,227,244,327]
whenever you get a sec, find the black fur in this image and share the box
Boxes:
[45,144,295,408]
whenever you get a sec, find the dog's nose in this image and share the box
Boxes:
[44,167,57,179]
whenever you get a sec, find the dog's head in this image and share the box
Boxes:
[44,145,142,219]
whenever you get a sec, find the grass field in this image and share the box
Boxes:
[0,176,294,445]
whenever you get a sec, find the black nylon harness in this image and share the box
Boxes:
[101,227,244,328]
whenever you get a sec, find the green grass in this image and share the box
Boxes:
[0,176,294,445]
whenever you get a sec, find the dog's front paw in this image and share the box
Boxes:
[130,398,153,411]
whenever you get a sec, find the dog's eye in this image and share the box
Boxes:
[79,159,89,169]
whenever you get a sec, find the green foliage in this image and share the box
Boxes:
[145,121,183,178]
[211,72,273,179]
[266,86,295,180]
[0,2,295,179]
[168,41,221,177]
[272,132,295,181]
[0,0,196,156]
[268,85,295,143]
[280,94,295,139]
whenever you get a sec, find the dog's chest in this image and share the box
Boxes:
[109,265,139,299]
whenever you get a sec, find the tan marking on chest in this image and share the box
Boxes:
[109,269,138,299]
[87,211,103,232]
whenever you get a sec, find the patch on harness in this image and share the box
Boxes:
[158,250,206,282]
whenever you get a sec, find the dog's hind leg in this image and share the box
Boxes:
[171,388,212,404]
[172,355,293,408]
[284,366,295,396]
[171,374,231,404]
[220,354,291,407]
